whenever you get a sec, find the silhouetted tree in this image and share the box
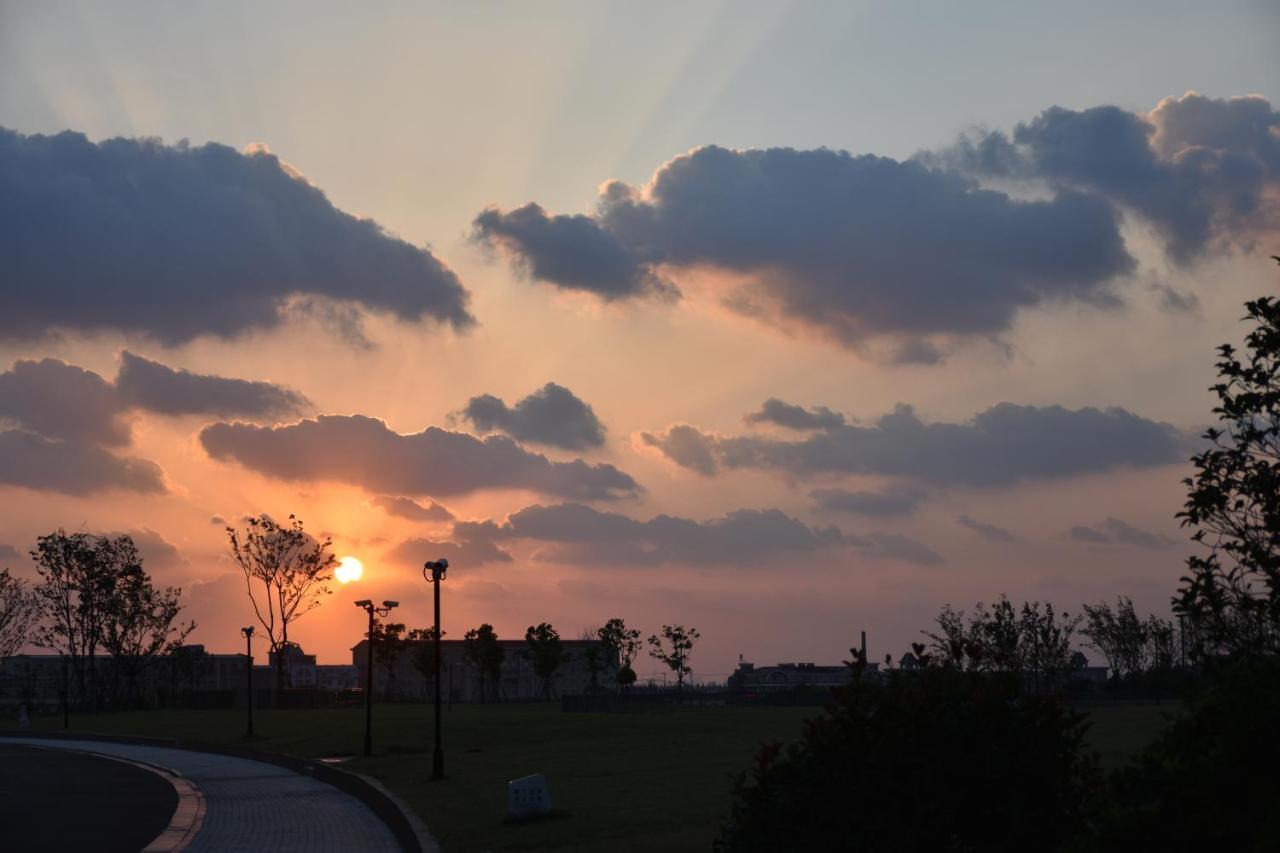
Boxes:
[462,623,504,702]
[579,627,605,692]
[370,620,407,700]
[0,567,40,671]
[1082,597,1153,680]
[716,667,1096,852]
[407,626,444,700]
[927,596,1078,682]
[226,515,335,690]
[598,617,640,692]
[648,624,700,691]
[1178,284,1280,655]
[524,622,568,699]
[1019,600,1081,690]
[96,537,193,707]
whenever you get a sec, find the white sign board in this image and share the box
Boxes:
[507,773,552,818]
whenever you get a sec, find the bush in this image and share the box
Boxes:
[716,668,1096,852]
[1088,657,1280,851]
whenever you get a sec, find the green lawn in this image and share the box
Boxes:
[3,699,1173,852]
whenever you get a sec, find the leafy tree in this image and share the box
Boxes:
[578,627,605,692]
[648,624,700,691]
[462,623,505,702]
[716,667,1096,852]
[1177,288,1280,655]
[1081,597,1153,680]
[32,531,123,710]
[407,626,444,700]
[227,515,335,690]
[1019,600,1082,690]
[523,622,568,699]
[163,642,212,705]
[598,617,640,691]
[927,597,1079,684]
[370,620,407,700]
[96,536,194,707]
[0,567,41,671]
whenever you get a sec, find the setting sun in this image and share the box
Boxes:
[335,555,363,584]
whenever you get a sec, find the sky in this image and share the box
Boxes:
[1,1,1278,677]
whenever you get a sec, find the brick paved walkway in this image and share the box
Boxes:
[8,738,402,852]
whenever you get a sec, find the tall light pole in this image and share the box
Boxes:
[423,558,448,780]
[355,599,398,757]
[241,627,255,738]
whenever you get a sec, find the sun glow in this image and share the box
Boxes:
[335,555,363,584]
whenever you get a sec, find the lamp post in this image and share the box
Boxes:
[241,627,255,738]
[355,599,399,757]
[423,558,448,780]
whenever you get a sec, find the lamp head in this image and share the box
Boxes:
[354,599,373,608]
[241,626,254,638]
[423,558,449,581]
[383,600,399,609]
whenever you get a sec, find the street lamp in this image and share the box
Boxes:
[241,626,255,738]
[423,558,448,780]
[355,599,399,757]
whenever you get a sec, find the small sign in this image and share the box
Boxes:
[507,773,552,818]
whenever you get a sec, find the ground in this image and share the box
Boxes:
[2,700,1171,852]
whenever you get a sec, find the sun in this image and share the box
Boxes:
[335,555,363,584]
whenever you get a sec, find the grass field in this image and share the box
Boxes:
[4,699,1174,852]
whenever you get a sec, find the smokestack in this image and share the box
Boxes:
[861,630,867,661]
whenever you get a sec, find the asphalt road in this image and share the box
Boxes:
[0,743,178,853]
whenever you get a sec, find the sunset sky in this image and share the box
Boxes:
[2,1,1278,678]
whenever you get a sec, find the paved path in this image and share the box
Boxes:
[7,738,402,853]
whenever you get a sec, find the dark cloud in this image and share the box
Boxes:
[0,358,130,446]
[0,431,166,495]
[956,514,1020,543]
[938,93,1280,262]
[745,398,846,431]
[0,128,473,343]
[1150,282,1200,314]
[0,544,19,562]
[641,402,1188,486]
[809,487,923,517]
[459,382,607,450]
[116,351,310,419]
[1068,517,1174,549]
[454,502,940,567]
[199,415,640,500]
[210,516,226,526]
[383,536,513,569]
[472,204,677,300]
[371,496,454,523]
[105,527,188,570]
[476,144,1131,351]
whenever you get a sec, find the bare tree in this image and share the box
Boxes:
[227,515,335,690]
[0,567,41,670]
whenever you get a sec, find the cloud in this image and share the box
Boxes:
[116,351,310,419]
[476,144,1131,352]
[458,382,607,449]
[745,398,846,431]
[371,496,454,523]
[936,92,1280,262]
[956,514,1020,543]
[640,402,1188,486]
[0,544,19,562]
[105,527,188,571]
[0,431,166,494]
[454,501,939,567]
[199,415,641,500]
[1068,517,1174,549]
[383,536,513,569]
[0,358,130,446]
[0,128,473,343]
[809,487,923,517]
[472,204,678,301]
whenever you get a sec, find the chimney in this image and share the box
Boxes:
[860,630,867,661]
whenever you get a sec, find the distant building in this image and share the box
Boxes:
[351,638,615,701]
[728,660,870,692]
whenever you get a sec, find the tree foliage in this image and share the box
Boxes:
[1080,597,1177,680]
[462,623,504,702]
[1178,291,1280,655]
[716,668,1097,852]
[523,622,567,699]
[648,624,700,690]
[370,619,407,699]
[925,596,1080,685]
[0,567,40,670]
[226,514,335,689]
[407,626,445,699]
[597,617,641,690]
